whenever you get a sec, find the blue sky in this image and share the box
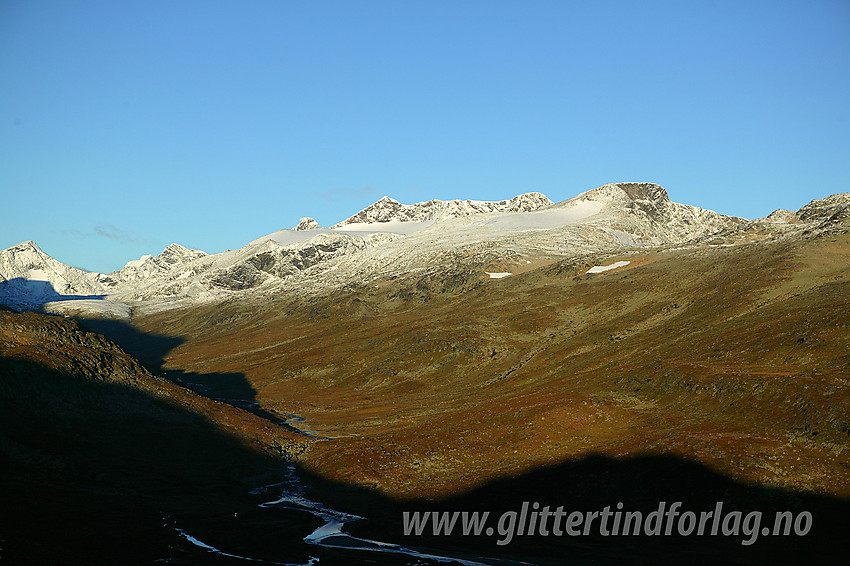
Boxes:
[1,0,848,273]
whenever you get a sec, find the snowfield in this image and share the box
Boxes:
[480,199,605,231]
[587,261,631,273]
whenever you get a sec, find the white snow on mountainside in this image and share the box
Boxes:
[0,241,103,311]
[332,192,553,227]
[2,184,848,318]
[102,243,208,287]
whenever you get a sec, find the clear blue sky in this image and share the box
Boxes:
[1,0,848,273]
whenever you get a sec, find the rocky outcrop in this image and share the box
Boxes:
[332,192,553,226]
[208,233,364,290]
[568,182,746,242]
[764,209,797,223]
[100,243,207,288]
[796,193,850,226]
[294,217,320,231]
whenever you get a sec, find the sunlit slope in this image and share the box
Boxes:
[133,230,850,499]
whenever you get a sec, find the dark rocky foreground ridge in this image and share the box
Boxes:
[0,308,314,564]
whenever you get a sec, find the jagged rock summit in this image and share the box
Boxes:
[332,192,553,227]
[577,182,670,203]
[796,193,850,226]
[294,217,320,231]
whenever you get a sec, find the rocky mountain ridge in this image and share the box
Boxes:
[100,243,208,288]
[562,182,746,242]
[332,192,553,226]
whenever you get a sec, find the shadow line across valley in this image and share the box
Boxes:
[77,317,286,423]
[0,278,105,306]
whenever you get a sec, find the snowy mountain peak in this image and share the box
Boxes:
[2,184,848,317]
[333,192,553,227]
[161,243,199,255]
[554,182,743,243]
[0,240,103,311]
[10,240,43,254]
[124,254,154,269]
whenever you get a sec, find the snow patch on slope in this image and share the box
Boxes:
[587,261,631,273]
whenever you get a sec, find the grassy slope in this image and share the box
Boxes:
[132,231,850,500]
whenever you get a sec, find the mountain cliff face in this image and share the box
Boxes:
[206,233,365,291]
[332,192,553,226]
[795,192,850,228]
[561,182,745,242]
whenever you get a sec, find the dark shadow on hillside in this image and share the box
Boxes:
[0,278,105,310]
[9,311,846,564]
[0,356,321,566]
[76,317,184,368]
[76,317,288,426]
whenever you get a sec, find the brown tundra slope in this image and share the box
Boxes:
[127,208,850,502]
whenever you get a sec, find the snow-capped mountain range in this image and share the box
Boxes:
[1,182,848,318]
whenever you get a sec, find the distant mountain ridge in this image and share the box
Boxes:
[1,184,848,317]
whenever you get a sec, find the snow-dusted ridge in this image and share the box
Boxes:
[2,185,847,317]
[332,192,553,226]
